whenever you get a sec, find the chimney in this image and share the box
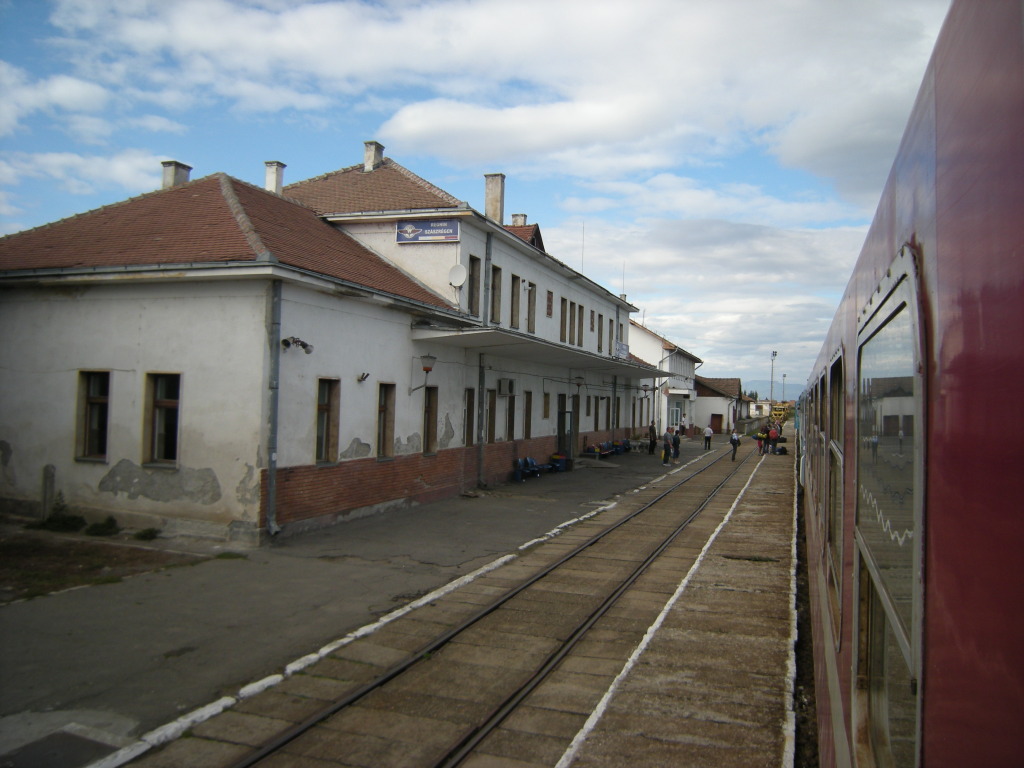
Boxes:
[363,141,384,172]
[264,161,286,194]
[511,213,527,227]
[485,173,505,224]
[161,160,192,189]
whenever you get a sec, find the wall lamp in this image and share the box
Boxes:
[409,354,438,395]
[282,336,314,354]
[639,383,651,399]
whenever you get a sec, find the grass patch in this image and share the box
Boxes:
[0,535,205,602]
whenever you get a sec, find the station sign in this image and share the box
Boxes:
[396,219,460,243]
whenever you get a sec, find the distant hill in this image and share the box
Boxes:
[742,379,795,402]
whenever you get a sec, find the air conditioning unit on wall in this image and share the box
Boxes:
[497,378,516,396]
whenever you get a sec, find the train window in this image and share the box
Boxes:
[857,290,917,635]
[826,445,843,641]
[830,356,844,447]
[854,245,924,767]
[859,569,918,768]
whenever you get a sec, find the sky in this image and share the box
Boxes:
[0,0,952,394]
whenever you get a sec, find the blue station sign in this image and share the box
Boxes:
[396,219,460,243]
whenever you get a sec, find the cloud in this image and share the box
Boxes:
[0,61,111,137]
[1,148,165,195]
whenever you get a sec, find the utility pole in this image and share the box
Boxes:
[770,350,777,404]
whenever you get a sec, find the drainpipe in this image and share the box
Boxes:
[265,280,282,535]
[612,375,618,441]
[477,353,486,488]
[483,232,493,327]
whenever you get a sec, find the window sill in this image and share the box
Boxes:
[142,462,178,471]
[75,456,108,465]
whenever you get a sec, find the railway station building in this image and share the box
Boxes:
[628,320,702,437]
[0,142,665,544]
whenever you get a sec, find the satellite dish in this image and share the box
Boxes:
[448,263,468,287]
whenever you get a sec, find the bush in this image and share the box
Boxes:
[134,528,160,541]
[85,516,120,537]
[26,492,86,532]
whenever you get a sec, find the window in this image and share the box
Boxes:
[598,314,604,352]
[377,384,395,458]
[78,371,110,460]
[568,301,576,345]
[505,395,516,441]
[854,248,923,766]
[578,305,584,346]
[590,310,595,332]
[464,388,475,446]
[316,379,340,463]
[487,390,497,443]
[511,275,521,329]
[560,298,568,342]
[423,386,438,454]
[546,290,554,317]
[490,265,502,323]
[146,373,180,464]
[524,391,533,439]
[527,283,537,333]
[543,392,551,419]
[468,256,481,316]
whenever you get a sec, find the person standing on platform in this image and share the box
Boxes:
[662,427,674,466]
[648,420,657,455]
[729,429,740,460]
[703,425,713,450]
[768,424,779,454]
[671,427,681,464]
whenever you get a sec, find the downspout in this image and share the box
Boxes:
[265,280,282,535]
[477,353,486,488]
[612,375,618,441]
[476,231,493,488]
[483,232,493,327]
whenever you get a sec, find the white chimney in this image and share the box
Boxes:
[485,173,505,224]
[511,213,527,227]
[264,161,286,194]
[364,141,384,172]
[161,160,192,189]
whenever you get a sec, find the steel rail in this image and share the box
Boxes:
[228,447,751,768]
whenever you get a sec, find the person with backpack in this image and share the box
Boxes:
[729,429,740,461]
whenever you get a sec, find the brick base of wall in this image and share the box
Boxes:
[261,437,564,531]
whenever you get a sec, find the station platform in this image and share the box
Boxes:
[0,434,798,768]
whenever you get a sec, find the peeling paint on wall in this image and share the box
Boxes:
[99,459,222,504]
[235,464,260,505]
[439,414,455,449]
[340,438,371,459]
[395,433,421,456]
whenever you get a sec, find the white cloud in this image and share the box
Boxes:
[0,61,111,137]
[2,148,164,195]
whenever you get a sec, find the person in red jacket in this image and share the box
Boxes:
[768,425,779,454]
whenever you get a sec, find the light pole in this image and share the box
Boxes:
[782,373,786,403]
[770,350,777,404]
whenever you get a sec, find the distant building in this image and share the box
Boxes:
[629,321,702,436]
[0,143,661,543]
[693,376,744,433]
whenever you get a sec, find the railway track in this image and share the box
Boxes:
[202,443,767,768]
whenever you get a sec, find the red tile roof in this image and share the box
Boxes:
[284,159,464,215]
[696,376,742,398]
[504,223,545,251]
[0,174,451,310]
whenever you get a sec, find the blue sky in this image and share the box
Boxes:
[0,0,951,390]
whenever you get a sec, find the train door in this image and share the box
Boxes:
[852,245,926,767]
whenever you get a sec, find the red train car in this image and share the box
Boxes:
[797,2,1024,766]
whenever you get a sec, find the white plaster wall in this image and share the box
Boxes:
[0,281,269,530]
[340,217,631,356]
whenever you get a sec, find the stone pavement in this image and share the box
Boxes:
[0,436,729,766]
